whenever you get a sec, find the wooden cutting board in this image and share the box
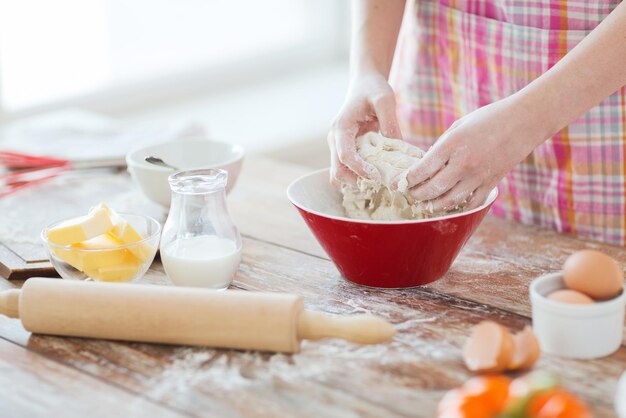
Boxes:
[0,171,165,280]
[0,242,57,280]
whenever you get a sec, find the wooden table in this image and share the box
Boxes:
[0,156,624,417]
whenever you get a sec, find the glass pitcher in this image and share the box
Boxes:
[160,169,242,289]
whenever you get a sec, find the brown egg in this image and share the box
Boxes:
[548,289,595,304]
[508,326,541,370]
[563,250,623,300]
[462,321,513,373]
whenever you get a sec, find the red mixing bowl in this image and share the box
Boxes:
[287,169,498,288]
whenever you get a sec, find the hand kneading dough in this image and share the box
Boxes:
[340,132,463,220]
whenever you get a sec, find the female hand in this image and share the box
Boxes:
[405,96,549,210]
[328,74,402,186]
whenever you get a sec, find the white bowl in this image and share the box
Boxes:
[530,272,625,359]
[126,140,245,207]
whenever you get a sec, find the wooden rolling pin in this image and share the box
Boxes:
[0,278,395,353]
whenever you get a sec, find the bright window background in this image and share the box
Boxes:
[0,0,338,112]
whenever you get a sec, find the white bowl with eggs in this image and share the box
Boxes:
[530,272,625,359]
[530,250,625,359]
[126,140,245,207]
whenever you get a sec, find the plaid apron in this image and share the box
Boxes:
[391,0,626,245]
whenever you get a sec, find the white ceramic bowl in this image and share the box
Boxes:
[530,272,625,359]
[126,140,245,207]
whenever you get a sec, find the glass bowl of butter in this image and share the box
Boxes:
[42,204,161,282]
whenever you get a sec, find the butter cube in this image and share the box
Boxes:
[86,254,142,282]
[91,203,152,261]
[52,233,130,271]
[47,208,114,246]
[52,247,83,271]
[48,203,153,281]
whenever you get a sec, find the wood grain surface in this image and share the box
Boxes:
[0,156,623,417]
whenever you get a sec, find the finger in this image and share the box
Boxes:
[466,186,492,210]
[328,132,357,187]
[428,181,477,213]
[326,129,339,187]
[409,165,460,202]
[356,119,380,137]
[370,93,402,139]
[328,131,342,187]
[405,148,449,189]
[331,161,358,188]
[335,128,381,181]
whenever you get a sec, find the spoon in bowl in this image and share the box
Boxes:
[144,156,179,171]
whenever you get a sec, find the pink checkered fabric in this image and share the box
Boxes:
[391,0,626,245]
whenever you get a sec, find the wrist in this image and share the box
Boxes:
[347,70,388,93]
[350,60,388,80]
[508,88,562,146]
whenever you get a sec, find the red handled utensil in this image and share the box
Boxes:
[0,165,71,198]
[0,151,69,169]
[0,150,126,198]
[0,150,125,170]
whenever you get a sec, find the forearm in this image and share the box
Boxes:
[516,1,626,143]
[350,0,406,79]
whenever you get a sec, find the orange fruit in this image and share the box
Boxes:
[464,375,512,413]
[437,375,512,418]
[437,394,493,418]
[527,389,591,418]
